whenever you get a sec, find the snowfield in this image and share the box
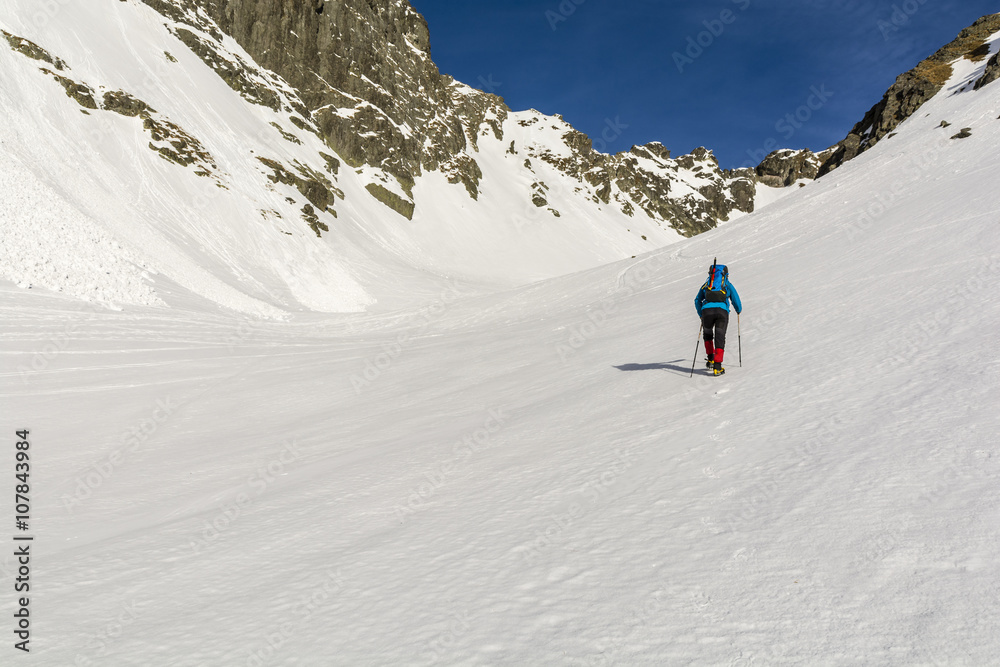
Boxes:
[2,4,1000,667]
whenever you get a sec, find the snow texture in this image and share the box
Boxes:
[2,3,1000,667]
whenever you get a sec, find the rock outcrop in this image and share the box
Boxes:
[155,0,495,204]
[755,149,823,187]
[974,51,1000,90]
[1,31,221,179]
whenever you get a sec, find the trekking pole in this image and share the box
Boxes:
[690,324,703,377]
[738,312,742,367]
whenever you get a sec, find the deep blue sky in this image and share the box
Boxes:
[409,1,998,169]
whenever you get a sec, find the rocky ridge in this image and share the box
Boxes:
[815,13,1000,176]
[153,3,998,230]
[7,3,998,247]
[754,148,837,188]
[753,14,1000,185]
[126,0,757,233]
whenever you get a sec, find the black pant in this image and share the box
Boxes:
[702,309,730,350]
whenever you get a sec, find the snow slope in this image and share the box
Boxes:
[3,36,1000,666]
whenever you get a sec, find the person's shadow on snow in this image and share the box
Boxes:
[613,360,702,375]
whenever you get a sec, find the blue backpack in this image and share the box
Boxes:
[703,261,729,304]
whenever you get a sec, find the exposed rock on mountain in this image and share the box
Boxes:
[754,149,837,187]
[819,13,1000,176]
[615,146,755,235]
[162,0,494,210]
[4,34,222,178]
[1,29,66,69]
[44,68,99,109]
[256,156,342,227]
[130,0,755,235]
[974,51,1000,89]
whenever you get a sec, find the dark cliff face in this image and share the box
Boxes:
[974,51,1000,90]
[188,0,492,191]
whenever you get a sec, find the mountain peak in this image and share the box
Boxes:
[2,2,999,314]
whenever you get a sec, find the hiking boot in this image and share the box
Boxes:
[705,356,715,369]
[713,362,725,376]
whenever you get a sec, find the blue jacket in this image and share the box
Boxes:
[695,280,742,316]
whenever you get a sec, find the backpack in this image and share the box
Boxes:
[703,260,729,304]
